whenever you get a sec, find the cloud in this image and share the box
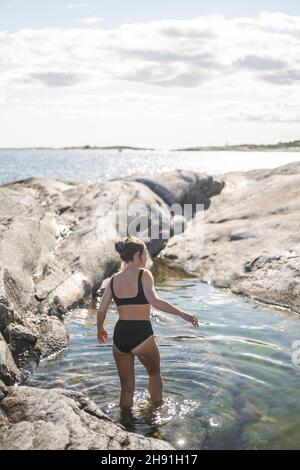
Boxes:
[115,48,220,67]
[233,54,287,71]
[118,64,214,88]
[66,3,88,9]
[231,110,300,123]
[1,11,300,127]
[207,97,300,124]
[160,25,216,39]
[79,17,103,25]
[28,71,87,87]
[233,10,300,33]
[258,69,300,85]
[1,12,300,90]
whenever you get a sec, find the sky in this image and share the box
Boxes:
[1,1,300,149]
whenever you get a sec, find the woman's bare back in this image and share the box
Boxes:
[112,268,151,320]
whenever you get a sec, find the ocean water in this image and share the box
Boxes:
[1,148,300,185]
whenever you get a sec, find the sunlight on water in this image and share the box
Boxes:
[23,278,300,450]
[1,148,300,185]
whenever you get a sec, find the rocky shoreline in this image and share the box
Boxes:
[0,382,175,450]
[0,161,299,449]
[159,160,300,314]
[0,170,222,450]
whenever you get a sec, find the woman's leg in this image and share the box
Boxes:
[131,335,163,405]
[113,343,135,408]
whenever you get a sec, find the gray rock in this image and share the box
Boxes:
[0,333,20,385]
[4,322,39,355]
[0,386,174,450]
[0,171,222,364]
[158,160,300,313]
[121,169,224,210]
[0,379,8,401]
[33,316,69,359]
[0,169,234,449]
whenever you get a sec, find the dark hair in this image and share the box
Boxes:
[115,236,145,263]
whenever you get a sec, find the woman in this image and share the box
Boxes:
[97,235,200,410]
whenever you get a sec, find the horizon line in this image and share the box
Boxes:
[0,138,300,151]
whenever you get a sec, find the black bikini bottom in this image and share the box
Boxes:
[113,320,154,354]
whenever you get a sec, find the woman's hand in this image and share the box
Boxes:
[180,312,200,327]
[98,328,108,343]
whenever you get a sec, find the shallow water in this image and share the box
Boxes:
[24,278,300,450]
[1,148,300,185]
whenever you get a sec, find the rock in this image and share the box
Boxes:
[0,386,175,450]
[4,322,39,355]
[158,161,300,313]
[242,416,300,450]
[0,293,23,333]
[0,171,223,364]
[3,317,68,366]
[0,333,20,385]
[120,170,223,255]
[121,169,224,210]
[0,168,250,449]
[0,379,8,401]
[33,317,69,360]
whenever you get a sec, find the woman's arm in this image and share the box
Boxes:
[142,269,200,327]
[97,278,113,342]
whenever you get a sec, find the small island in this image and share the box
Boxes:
[172,139,300,151]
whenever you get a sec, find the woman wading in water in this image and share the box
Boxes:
[97,236,200,410]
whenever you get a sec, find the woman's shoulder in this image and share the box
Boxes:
[110,272,119,284]
[111,268,122,280]
[140,268,154,281]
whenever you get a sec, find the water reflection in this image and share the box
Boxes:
[2,148,300,186]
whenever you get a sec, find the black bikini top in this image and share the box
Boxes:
[110,269,149,306]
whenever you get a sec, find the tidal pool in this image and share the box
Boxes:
[24,278,300,450]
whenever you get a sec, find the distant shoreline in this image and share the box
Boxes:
[0,140,300,152]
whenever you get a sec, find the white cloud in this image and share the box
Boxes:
[1,12,300,91]
[233,10,300,33]
[66,3,88,9]
[1,11,300,147]
[29,71,87,87]
[79,17,103,25]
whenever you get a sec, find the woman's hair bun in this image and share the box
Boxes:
[115,240,125,253]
